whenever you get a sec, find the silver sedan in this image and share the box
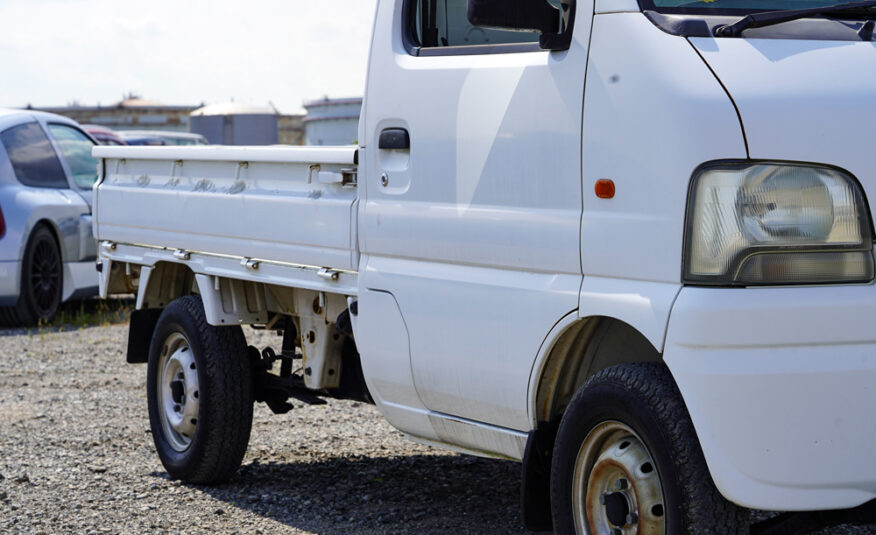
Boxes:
[0,109,99,325]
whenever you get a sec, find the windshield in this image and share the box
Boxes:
[643,0,864,15]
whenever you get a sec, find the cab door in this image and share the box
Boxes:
[359,0,591,431]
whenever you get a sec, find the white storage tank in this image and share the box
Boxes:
[189,102,278,145]
[303,97,362,146]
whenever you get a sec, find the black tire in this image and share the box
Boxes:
[0,225,62,326]
[550,362,749,535]
[146,295,253,484]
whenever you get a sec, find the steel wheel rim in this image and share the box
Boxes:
[29,237,60,316]
[572,421,666,535]
[157,332,200,452]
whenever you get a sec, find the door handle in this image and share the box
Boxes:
[379,128,410,150]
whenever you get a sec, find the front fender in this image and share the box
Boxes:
[578,276,680,352]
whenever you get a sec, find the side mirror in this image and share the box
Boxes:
[467,0,559,34]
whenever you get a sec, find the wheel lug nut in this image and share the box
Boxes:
[611,528,623,535]
[627,512,638,524]
[616,478,629,490]
[173,404,181,413]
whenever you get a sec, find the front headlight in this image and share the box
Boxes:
[684,162,874,285]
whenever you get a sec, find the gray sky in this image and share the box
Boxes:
[0,0,378,114]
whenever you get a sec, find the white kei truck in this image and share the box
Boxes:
[91,0,876,533]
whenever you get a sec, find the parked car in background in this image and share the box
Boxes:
[0,109,99,325]
[82,125,128,146]
[118,130,207,146]
[116,132,166,146]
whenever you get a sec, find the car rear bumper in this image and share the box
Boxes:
[664,284,876,511]
[0,260,20,306]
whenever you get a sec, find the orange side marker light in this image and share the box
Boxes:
[595,179,615,199]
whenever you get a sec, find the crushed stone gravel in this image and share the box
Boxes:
[0,325,528,535]
[0,323,873,534]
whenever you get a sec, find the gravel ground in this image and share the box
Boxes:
[0,323,873,534]
[0,324,528,535]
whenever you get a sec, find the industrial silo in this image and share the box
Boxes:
[303,97,362,146]
[189,102,278,145]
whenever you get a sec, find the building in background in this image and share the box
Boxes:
[34,95,199,132]
[278,114,305,146]
[189,102,281,145]
[33,94,349,147]
[303,97,362,146]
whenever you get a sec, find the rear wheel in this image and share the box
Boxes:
[0,225,62,326]
[550,362,749,535]
[146,295,253,483]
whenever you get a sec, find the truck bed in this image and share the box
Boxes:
[93,145,359,273]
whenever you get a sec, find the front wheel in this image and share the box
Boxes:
[550,362,749,535]
[146,295,253,483]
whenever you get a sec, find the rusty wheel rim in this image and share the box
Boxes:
[572,421,666,535]
[157,332,200,452]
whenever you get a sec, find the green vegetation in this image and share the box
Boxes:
[46,297,134,330]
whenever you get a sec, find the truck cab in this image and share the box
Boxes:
[93,0,876,533]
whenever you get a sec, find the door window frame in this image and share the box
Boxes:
[402,0,576,56]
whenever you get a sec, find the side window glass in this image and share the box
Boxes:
[0,122,68,189]
[411,0,541,47]
[47,124,99,188]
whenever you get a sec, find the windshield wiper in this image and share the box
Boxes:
[714,0,876,36]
